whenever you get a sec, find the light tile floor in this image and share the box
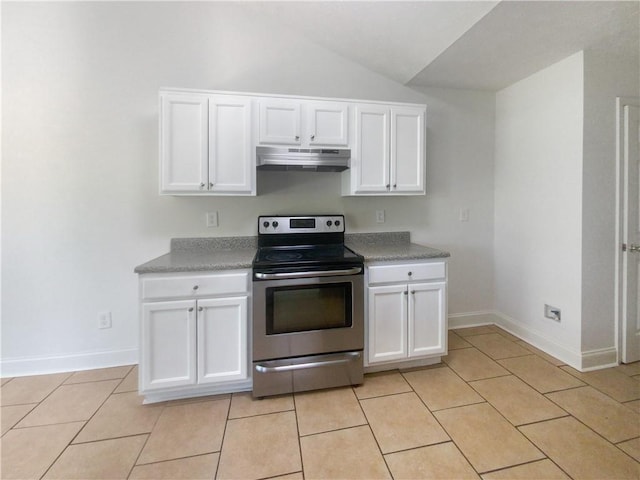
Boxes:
[1,325,639,479]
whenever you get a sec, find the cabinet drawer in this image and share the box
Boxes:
[368,262,446,285]
[142,271,249,300]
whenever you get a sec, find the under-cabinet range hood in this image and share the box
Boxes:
[256,146,350,172]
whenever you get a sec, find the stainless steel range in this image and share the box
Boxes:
[252,215,364,398]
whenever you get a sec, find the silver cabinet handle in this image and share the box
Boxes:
[255,352,361,373]
[254,267,361,280]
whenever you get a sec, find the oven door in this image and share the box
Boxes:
[252,270,364,361]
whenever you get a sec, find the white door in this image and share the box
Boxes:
[368,284,407,363]
[391,107,425,193]
[197,296,248,384]
[622,103,640,363]
[408,282,447,358]
[209,96,254,194]
[354,105,390,193]
[258,100,301,145]
[160,94,209,193]
[141,300,197,392]
[307,102,349,146]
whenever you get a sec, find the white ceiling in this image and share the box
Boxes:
[250,1,639,92]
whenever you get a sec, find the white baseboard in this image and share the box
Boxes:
[448,311,502,329]
[579,347,618,371]
[1,348,138,378]
[449,310,617,371]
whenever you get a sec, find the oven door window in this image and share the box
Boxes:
[266,282,352,334]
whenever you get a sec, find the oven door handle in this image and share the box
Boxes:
[254,351,361,373]
[254,267,362,280]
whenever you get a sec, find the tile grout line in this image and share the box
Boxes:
[397,368,485,479]
[291,392,307,480]
[211,393,233,480]
[35,374,128,479]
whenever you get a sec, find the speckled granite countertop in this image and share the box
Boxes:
[346,232,450,262]
[134,237,257,274]
[134,232,449,274]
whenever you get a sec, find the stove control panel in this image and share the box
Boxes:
[258,215,345,234]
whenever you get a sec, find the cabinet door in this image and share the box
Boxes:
[354,105,390,193]
[307,102,349,146]
[259,100,301,145]
[368,284,407,364]
[197,296,248,384]
[408,282,447,358]
[391,107,425,193]
[209,96,254,194]
[141,300,197,392]
[160,94,209,193]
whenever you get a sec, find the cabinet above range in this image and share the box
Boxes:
[158,88,426,197]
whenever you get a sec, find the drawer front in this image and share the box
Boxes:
[142,271,249,300]
[368,262,446,285]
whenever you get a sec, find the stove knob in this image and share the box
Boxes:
[326,220,333,227]
[263,221,270,228]
[272,221,279,228]
[335,220,341,227]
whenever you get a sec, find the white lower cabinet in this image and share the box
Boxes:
[139,271,250,402]
[367,261,447,367]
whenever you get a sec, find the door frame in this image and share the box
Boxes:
[615,96,640,363]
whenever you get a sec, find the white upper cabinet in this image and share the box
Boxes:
[306,102,349,146]
[258,99,349,147]
[345,104,425,196]
[159,88,425,197]
[353,105,390,193]
[209,96,253,193]
[258,99,301,145]
[391,107,425,193]
[160,92,255,196]
[160,94,209,193]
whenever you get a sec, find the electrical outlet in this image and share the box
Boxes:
[206,211,218,227]
[98,311,112,329]
[544,304,561,322]
[376,210,385,223]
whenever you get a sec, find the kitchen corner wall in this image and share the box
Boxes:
[494,48,640,369]
[1,3,496,375]
[494,52,585,360]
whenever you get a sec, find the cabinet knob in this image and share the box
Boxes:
[193,285,199,290]
[386,184,390,190]
[188,307,194,312]
[404,290,408,296]
[411,290,416,294]
[200,183,205,189]
[209,182,213,188]
[311,134,315,140]
[198,306,203,312]
[393,184,397,189]
[408,271,413,276]
[295,135,300,141]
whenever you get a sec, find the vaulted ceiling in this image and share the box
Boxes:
[251,1,639,91]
